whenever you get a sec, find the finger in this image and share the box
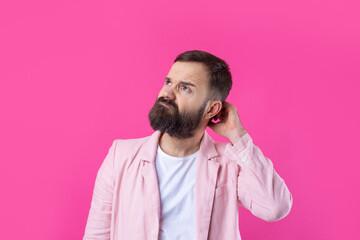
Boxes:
[213,111,221,121]
[220,108,229,120]
[222,101,230,108]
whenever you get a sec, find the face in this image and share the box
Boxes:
[148,61,214,139]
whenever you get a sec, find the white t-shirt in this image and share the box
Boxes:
[155,145,199,240]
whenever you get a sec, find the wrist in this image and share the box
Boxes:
[229,128,248,145]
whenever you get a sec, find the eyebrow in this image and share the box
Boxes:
[165,76,197,88]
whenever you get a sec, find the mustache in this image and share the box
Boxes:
[156,97,178,110]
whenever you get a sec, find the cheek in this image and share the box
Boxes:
[179,102,196,114]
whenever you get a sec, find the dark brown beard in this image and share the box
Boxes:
[148,97,208,139]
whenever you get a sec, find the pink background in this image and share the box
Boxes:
[1,0,359,239]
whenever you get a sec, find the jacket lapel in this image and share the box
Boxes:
[138,130,220,240]
[139,130,162,240]
[194,130,220,240]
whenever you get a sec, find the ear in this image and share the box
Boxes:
[204,100,222,120]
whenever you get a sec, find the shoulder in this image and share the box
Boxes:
[104,134,154,171]
[111,134,153,154]
[213,141,234,164]
[213,141,229,152]
[114,134,151,147]
[211,137,249,166]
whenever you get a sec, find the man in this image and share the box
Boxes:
[83,50,293,240]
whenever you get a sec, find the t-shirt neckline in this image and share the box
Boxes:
[157,145,199,161]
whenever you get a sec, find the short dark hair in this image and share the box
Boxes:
[174,50,232,102]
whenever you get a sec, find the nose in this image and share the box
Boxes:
[160,86,175,100]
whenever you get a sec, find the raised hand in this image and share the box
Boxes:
[208,101,248,145]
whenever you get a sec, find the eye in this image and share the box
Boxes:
[181,86,191,93]
[165,79,171,86]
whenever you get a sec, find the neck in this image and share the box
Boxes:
[158,128,205,157]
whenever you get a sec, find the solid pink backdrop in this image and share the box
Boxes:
[0,0,359,239]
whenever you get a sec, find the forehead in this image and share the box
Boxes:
[167,61,210,87]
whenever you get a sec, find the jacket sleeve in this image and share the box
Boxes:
[83,140,117,240]
[225,133,293,222]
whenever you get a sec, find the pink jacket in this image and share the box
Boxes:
[83,130,293,240]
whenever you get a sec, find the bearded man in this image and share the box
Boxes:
[83,50,293,240]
